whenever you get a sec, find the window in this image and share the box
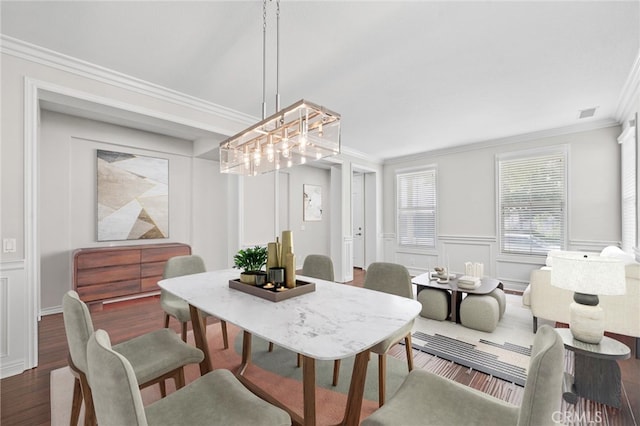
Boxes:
[397,168,436,248]
[498,148,567,255]
[619,125,637,253]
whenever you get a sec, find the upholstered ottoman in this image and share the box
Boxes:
[417,288,451,321]
[487,288,506,319]
[460,295,499,332]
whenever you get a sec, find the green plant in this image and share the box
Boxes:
[233,245,268,272]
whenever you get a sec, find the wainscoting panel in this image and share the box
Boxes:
[0,260,31,378]
[495,259,544,292]
[0,277,7,357]
[341,237,354,283]
[439,236,494,276]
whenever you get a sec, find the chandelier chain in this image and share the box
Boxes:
[262,0,268,120]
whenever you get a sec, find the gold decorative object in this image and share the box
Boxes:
[285,252,296,288]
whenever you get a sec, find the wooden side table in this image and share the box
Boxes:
[556,328,631,408]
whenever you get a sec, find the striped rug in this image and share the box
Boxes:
[410,331,530,386]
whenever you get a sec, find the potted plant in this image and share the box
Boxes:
[233,245,268,284]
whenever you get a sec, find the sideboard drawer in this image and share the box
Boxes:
[73,243,191,307]
[76,250,141,269]
[77,279,141,302]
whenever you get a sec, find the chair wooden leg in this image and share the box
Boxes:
[404,334,414,371]
[221,320,229,349]
[174,368,185,390]
[181,322,187,342]
[70,377,82,426]
[78,372,96,426]
[164,313,170,329]
[268,342,274,352]
[296,353,302,368]
[332,359,341,386]
[378,353,387,407]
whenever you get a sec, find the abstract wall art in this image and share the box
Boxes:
[97,149,169,241]
[303,184,322,221]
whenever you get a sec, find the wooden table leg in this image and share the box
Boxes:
[238,330,252,376]
[340,350,370,426]
[189,304,212,375]
[302,355,317,426]
[236,332,304,425]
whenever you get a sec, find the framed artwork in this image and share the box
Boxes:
[97,149,169,241]
[303,184,322,221]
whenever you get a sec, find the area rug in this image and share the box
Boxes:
[51,294,635,426]
[404,293,533,385]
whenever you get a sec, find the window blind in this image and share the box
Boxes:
[620,126,637,253]
[498,149,566,255]
[397,168,436,248]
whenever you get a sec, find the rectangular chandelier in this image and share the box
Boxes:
[220,99,341,175]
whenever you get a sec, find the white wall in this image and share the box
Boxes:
[39,110,228,313]
[241,165,331,268]
[0,40,253,378]
[383,125,623,291]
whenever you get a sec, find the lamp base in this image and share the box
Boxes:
[569,300,604,344]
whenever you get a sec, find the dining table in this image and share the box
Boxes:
[158,268,421,426]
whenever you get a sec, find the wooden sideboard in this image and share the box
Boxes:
[73,243,191,308]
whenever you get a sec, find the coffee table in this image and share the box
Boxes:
[412,272,503,323]
[556,328,631,408]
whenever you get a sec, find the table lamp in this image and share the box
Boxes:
[550,252,626,344]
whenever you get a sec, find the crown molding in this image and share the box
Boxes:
[339,146,383,165]
[0,35,257,127]
[384,118,619,166]
[615,49,640,124]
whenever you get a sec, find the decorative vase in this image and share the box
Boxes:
[240,272,257,285]
[281,230,293,258]
[266,241,279,274]
[285,252,296,288]
[269,267,285,287]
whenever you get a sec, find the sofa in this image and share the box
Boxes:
[522,247,640,356]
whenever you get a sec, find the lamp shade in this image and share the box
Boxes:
[550,252,626,296]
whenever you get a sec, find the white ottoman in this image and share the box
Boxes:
[417,288,451,321]
[460,295,499,332]
[487,288,506,319]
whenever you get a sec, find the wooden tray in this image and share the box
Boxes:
[229,278,316,302]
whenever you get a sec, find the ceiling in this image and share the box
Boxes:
[2,1,639,161]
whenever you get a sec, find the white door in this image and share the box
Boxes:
[352,173,365,268]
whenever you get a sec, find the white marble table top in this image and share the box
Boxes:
[159,269,421,360]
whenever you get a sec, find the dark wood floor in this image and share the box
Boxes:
[1,268,638,425]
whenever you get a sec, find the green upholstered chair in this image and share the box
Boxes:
[87,329,291,426]
[302,254,335,281]
[334,262,415,406]
[160,255,228,348]
[361,325,565,426]
[62,291,204,426]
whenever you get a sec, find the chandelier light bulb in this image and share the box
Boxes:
[266,144,275,163]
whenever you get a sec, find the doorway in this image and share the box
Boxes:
[352,173,365,268]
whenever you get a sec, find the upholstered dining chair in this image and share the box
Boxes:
[160,254,228,348]
[62,291,204,426]
[87,329,291,426]
[333,262,415,406]
[302,254,335,281]
[361,324,564,426]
